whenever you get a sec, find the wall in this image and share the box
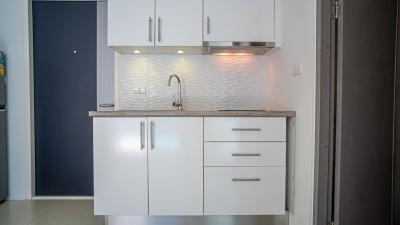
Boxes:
[0,0,33,199]
[267,0,317,224]
[116,55,269,111]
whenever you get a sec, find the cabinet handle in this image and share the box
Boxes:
[157,17,161,42]
[232,178,261,182]
[140,121,145,150]
[149,17,153,42]
[207,17,210,34]
[231,128,261,131]
[150,121,155,149]
[232,153,261,157]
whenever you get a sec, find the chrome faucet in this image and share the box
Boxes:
[167,74,183,111]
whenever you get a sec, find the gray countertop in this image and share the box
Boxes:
[89,110,296,117]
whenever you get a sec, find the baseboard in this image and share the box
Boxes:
[32,196,94,200]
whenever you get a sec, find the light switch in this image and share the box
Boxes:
[292,64,303,76]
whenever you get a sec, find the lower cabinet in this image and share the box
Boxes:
[204,167,286,215]
[148,117,203,215]
[94,117,148,216]
[93,116,287,216]
[93,117,203,216]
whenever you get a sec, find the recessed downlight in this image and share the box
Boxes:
[133,49,141,54]
[177,49,184,54]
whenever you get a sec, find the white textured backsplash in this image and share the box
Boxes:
[116,54,269,111]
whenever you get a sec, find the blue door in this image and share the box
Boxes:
[33,1,96,196]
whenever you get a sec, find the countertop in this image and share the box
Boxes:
[89,110,296,117]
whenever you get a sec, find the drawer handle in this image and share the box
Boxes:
[232,178,261,182]
[232,153,261,157]
[232,128,261,131]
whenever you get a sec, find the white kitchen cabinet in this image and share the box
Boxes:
[155,0,203,46]
[93,117,148,216]
[204,0,275,42]
[108,0,155,46]
[204,117,286,142]
[148,117,203,215]
[108,0,202,47]
[204,167,286,215]
[204,142,286,167]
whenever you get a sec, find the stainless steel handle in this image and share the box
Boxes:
[232,178,261,182]
[232,128,261,131]
[157,17,161,42]
[150,121,155,149]
[98,103,115,108]
[149,17,153,42]
[207,17,210,34]
[232,153,261,157]
[140,121,145,150]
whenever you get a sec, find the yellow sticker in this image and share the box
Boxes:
[0,64,4,77]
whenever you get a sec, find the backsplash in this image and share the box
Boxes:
[116,54,269,111]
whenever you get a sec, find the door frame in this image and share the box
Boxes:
[314,0,337,224]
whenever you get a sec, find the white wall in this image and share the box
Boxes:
[267,0,317,224]
[0,0,33,199]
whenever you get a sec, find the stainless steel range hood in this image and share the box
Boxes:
[202,41,275,55]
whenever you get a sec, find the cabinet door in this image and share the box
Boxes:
[204,0,275,42]
[108,0,155,46]
[155,0,202,46]
[148,117,203,215]
[93,117,148,216]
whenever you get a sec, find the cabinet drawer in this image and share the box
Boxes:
[204,117,286,142]
[204,142,286,167]
[204,167,286,215]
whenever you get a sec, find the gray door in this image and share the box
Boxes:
[334,0,397,224]
[33,1,97,196]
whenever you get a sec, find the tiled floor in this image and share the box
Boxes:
[0,200,104,225]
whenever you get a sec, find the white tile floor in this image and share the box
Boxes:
[0,200,104,225]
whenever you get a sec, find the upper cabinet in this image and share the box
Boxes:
[156,0,203,46]
[108,0,202,47]
[203,0,276,42]
[108,0,155,46]
[107,0,281,53]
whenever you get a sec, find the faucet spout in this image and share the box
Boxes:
[167,74,183,111]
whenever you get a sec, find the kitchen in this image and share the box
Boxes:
[0,0,397,225]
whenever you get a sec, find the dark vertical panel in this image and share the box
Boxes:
[335,0,397,224]
[33,2,96,195]
[393,3,400,224]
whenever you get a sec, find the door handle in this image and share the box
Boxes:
[231,128,261,131]
[150,121,155,149]
[149,17,153,42]
[140,121,145,150]
[207,17,210,34]
[231,153,261,157]
[157,17,161,42]
[232,178,261,182]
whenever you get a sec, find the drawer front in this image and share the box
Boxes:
[204,117,286,141]
[204,142,286,167]
[204,167,286,215]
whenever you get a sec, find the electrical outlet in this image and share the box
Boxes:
[133,87,146,94]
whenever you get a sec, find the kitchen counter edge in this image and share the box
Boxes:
[89,110,296,117]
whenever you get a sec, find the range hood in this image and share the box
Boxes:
[202,41,275,55]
